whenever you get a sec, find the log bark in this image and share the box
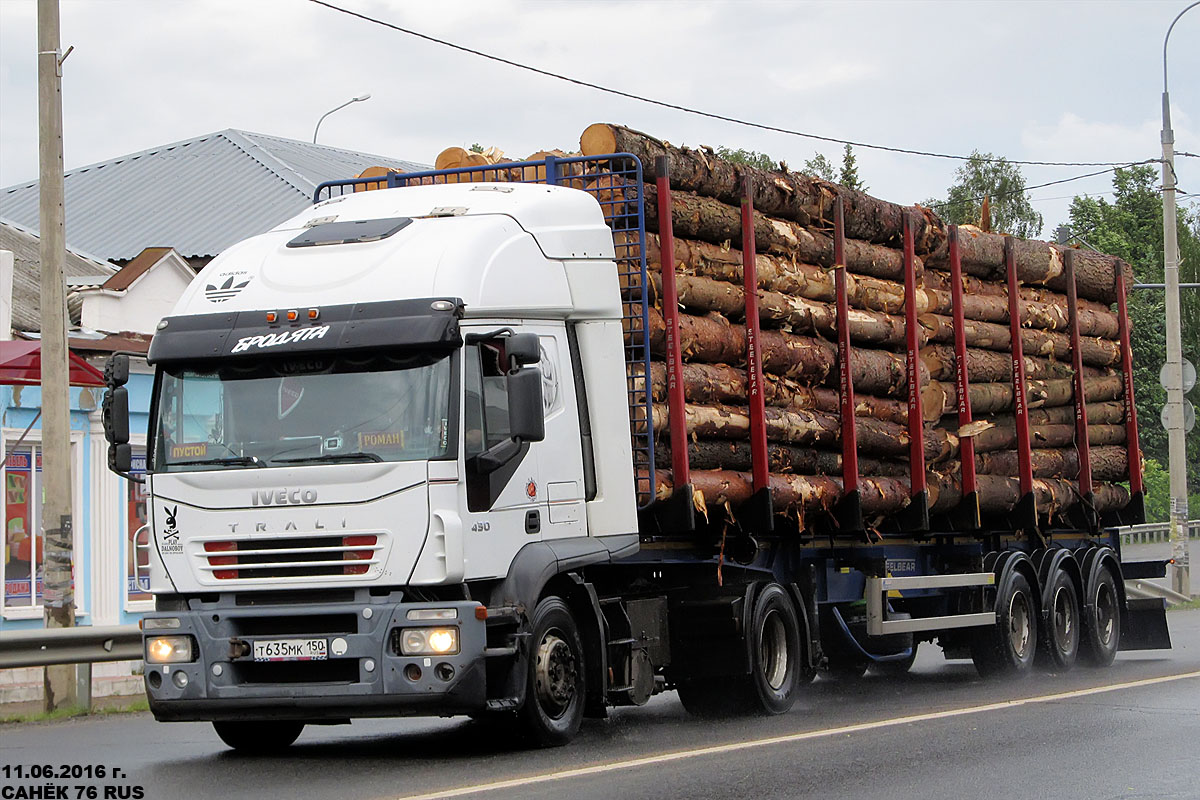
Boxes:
[923,225,1132,304]
[580,122,946,251]
[975,475,1128,515]
[643,233,1120,339]
[975,446,1128,482]
[924,376,1124,416]
[960,422,1126,453]
[648,362,918,425]
[643,183,919,280]
[647,307,927,395]
[655,440,910,477]
[650,402,958,462]
[920,344,1111,383]
[653,272,920,347]
[917,314,1122,367]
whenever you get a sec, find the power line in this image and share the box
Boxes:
[308,0,1149,170]
[927,162,1157,211]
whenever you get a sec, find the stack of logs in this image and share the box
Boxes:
[577,123,1137,528]
[411,125,1138,529]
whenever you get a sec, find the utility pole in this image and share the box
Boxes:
[1161,2,1198,598]
[38,0,78,711]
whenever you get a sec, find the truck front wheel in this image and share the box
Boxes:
[518,597,585,746]
[212,720,304,752]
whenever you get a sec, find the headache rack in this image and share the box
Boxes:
[315,154,655,508]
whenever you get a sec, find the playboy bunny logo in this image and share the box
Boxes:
[160,505,182,553]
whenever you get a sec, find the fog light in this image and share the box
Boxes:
[434,663,455,682]
[172,670,189,688]
[146,635,195,664]
[147,671,162,689]
[404,664,422,682]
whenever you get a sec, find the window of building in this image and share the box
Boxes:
[3,447,43,610]
[125,451,150,606]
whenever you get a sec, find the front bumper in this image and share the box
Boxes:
[142,598,487,722]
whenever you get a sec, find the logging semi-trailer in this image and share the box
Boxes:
[101,127,1172,751]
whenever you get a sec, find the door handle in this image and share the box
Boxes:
[525,510,541,535]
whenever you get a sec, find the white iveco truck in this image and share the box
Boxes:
[102,154,1169,751]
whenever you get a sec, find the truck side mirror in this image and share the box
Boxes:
[506,333,541,368]
[108,442,132,473]
[102,385,129,445]
[105,353,129,387]
[507,367,545,442]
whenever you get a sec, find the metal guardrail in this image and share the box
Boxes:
[1119,520,1200,546]
[0,624,141,669]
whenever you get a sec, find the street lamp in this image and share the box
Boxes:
[1160,1,1197,596]
[312,93,372,144]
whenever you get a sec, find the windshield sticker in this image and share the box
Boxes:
[231,325,330,354]
[357,431,406,450]
[279,378,305,419]
[205,273,251,303]
[170,442,209,460]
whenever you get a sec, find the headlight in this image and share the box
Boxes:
[146,635,195,664]
[399,627,459,656]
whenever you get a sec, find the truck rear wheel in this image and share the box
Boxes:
[971,570,1037,678]
[517,597,585,747]
[1081,565,1121,667]
[1037,566,1080,671]
[677,583,802,717]
[212,720,304,752]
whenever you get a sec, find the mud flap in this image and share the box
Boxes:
[1120,597,1172,651]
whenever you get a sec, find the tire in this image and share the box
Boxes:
[744,584,802,714]
[212,720,304,752]
[517,597,585,747]
[1036,566,1080,671]
[971,569,1037,678]
[871,644,918,676]
[1081,565,1121,667]
[678,584,802,717]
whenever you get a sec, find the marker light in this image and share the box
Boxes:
[141,617,181,631]
[406,608,458,621]
[266,311,278,323]
[146,635,195,664]
[286,310,299,321]
[308,308,320,320]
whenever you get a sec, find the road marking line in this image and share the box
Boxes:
[395,669,1200,800]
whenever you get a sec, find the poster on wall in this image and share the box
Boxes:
[4,450,42,605]
[127,454,150,599]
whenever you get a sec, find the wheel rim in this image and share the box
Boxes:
[1095,581,1116,647]
[534,630,577,720]
[1052,585,1076,654]
[759,608,790,691]
[1008,590,1032,658]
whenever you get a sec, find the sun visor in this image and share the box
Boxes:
[148,298,463,364]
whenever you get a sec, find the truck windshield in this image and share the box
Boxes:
[151,351,454,472]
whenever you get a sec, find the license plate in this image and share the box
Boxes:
[252,638,328,662]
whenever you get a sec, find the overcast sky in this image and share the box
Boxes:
[1,0,1197,236]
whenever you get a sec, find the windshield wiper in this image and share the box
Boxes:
[271,452,383,464]
[171,456,266,468]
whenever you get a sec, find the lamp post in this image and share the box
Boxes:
[312,93,372,144]
[1161,1,1198,597]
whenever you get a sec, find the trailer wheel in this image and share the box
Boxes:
[212,720,304,752]
[1081,565,1121,667]
[971,570,1037,678]
[517,597,585,746]
[1036,567,1080,671]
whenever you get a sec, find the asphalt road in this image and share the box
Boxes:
[4,610,1200,800]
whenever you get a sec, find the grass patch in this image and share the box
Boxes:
[1168,597,1200,611]
[0,696,149,725]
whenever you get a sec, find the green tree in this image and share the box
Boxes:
[839,144,866,192]
[714,146,776,171]
[1067,165,1200,490]
[802,153,834,181]
[468,143,484,153]
[933,151,1043,237]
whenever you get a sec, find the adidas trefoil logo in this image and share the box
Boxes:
[206,275,251,303]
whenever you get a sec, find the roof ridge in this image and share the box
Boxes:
[221,130,317,199]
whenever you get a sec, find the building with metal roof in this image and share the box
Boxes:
[0,130,426,266]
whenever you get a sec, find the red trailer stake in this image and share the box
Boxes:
[948,226,980,528]
[1005,237,1036,529]
[1064,250,1096,529]
[833,198,862,531]
[741,179,771,529]
[901,214,928,531]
